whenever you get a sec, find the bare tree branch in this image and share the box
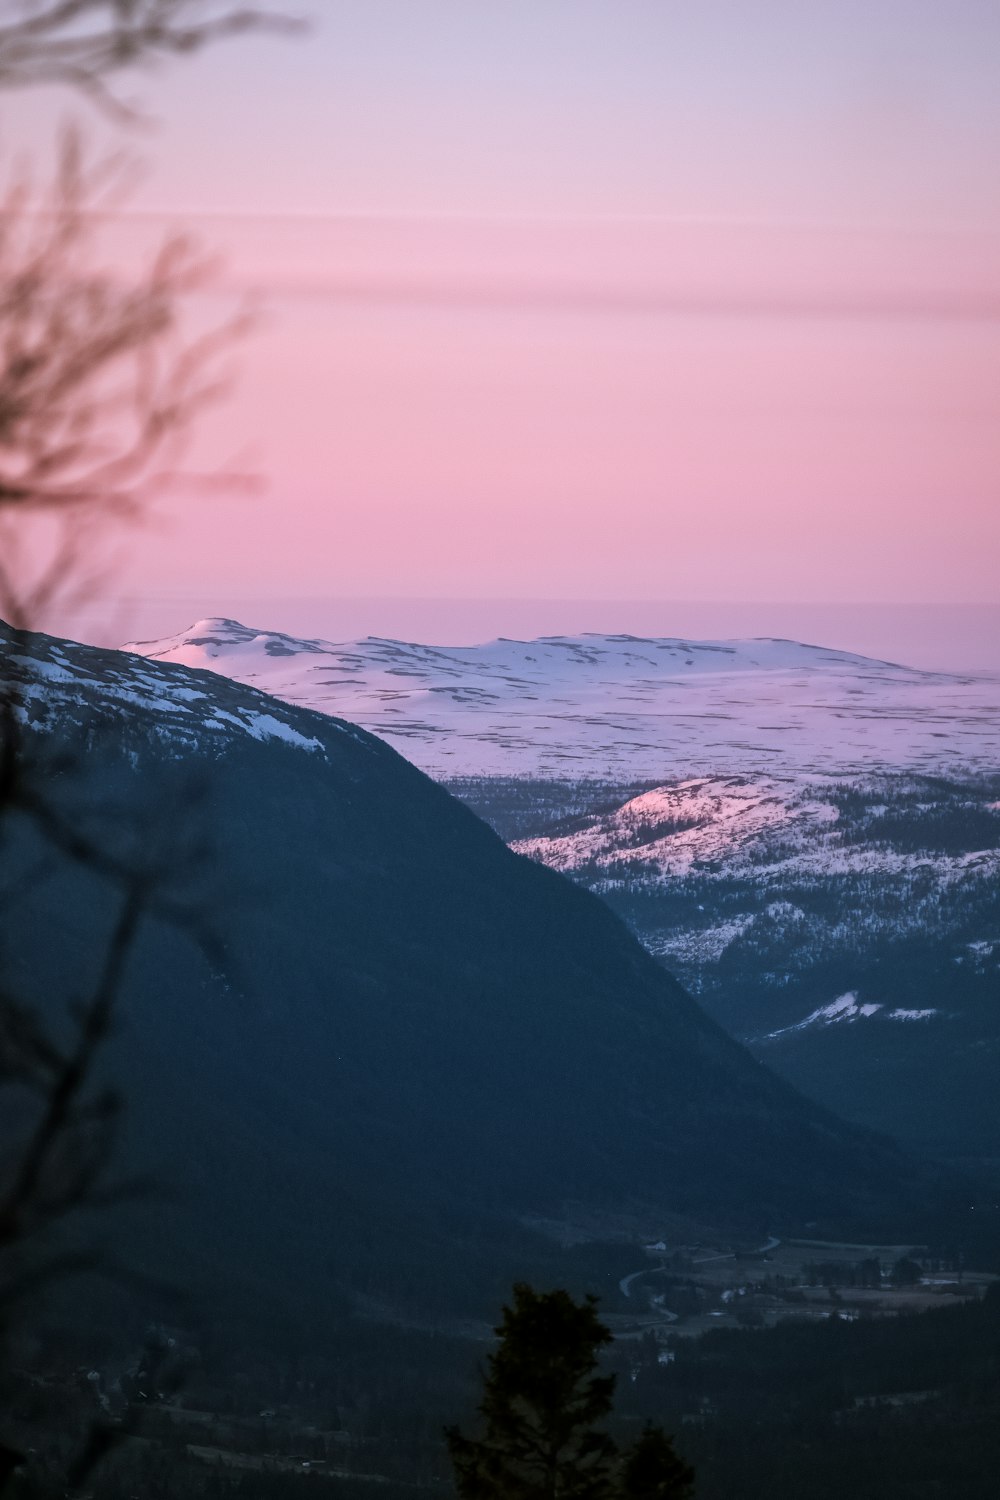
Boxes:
[0,1,305,119]
[0,5,304,1488]
[0,125,255,629]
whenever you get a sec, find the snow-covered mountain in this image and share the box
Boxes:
[511,775,843,877]
[509,770,1000,906]
[124,618,1000,781]
[121,617,1000,1160]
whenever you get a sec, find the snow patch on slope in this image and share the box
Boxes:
[765,993,940,1038]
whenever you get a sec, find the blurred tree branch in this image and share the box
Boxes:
[0,124,253,629]
[0,2,303,1487]
[0,1,304,119]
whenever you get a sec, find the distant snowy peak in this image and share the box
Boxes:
[123,618,1000,780]
[134,617,916,677]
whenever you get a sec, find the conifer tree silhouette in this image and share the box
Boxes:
[620,1425,694,1500]
[446,1284,693,1500]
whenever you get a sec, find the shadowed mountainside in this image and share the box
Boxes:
[4,623,966,1338]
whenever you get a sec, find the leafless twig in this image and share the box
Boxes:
[0,126,255,631]
[0,3,301,1486]
[0,1,305,119]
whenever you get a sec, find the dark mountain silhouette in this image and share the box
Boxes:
[5,624,960,1338]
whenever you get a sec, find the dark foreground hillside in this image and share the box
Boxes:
[4,624,964,1343]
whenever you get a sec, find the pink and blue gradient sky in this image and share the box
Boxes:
[11,1,1000,665]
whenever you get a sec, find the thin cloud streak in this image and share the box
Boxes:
[58,209,1000,239]
[233,273,1000,324]
[82,212,1000,323]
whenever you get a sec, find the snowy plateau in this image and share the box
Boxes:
[126,618,1000,781]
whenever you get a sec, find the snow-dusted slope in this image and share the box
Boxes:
[3,621,365,759]
[507,770,1000,990]
[125,619,1000,780]
[510,772,1000,883]
[512,776,839,877]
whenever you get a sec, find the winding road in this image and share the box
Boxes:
[618,1236,782,1328]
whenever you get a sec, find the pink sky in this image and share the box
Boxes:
[9,2,1000,662]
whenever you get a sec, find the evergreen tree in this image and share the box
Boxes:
[446,1284,693,1500]
[620,1426,695,1500]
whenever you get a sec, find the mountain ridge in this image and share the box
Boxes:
[124,616,1000,781]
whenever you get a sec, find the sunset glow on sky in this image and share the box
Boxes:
[11,1,1000,659]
